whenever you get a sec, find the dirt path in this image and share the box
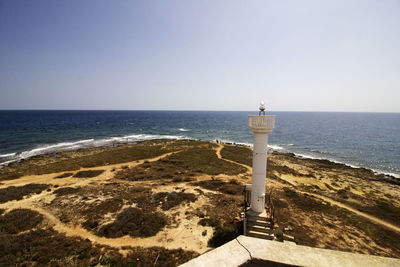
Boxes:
[0,150,216,254]
[0,150,181,189]
[0,190,212,254]
[305,191,400,234]
[271,176,400,234]
[215,143,223,158]
[215,143,252,174]
[215,143,400,234]
[6,142,399,253]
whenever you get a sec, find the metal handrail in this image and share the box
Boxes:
[268,188,275,227]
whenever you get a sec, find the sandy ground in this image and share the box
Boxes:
[1,141,400,259]
[0,146,242,255]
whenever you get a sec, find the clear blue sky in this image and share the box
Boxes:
[1,0,399,112]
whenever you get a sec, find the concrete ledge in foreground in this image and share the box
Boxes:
[180,235,400,267]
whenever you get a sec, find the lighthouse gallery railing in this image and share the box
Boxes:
[248,115,275,131]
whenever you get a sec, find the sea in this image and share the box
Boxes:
[0,110,399,178]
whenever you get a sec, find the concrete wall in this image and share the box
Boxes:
[180,235,400,267]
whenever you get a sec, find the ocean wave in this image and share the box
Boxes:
[375,171,400,179]
[235,142,253,147]
[0,134,187,168]
[0,159,15,167]
[288,152,400,178]
[0,152,16,158]
[310,149,331,155]
[178,128,190,132]
[214,140,395,178]
[216,139,284,150]
[1,134,398,180]
[268,144,283,150]
[216,139,253,147]
[18,139,95,159]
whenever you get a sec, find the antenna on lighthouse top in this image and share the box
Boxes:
[259,101,266,115]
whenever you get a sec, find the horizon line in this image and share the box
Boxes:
[0,109,399,114]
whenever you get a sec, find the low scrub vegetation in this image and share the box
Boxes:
[168,147,247,175]
[268,161,302,177]
[114,158,198,182]
[0,225,197,266]
[0,184,48,203]
[115,146,247,182]
[0,209,43,234]
[53,187,80,196]
[221,145,252,166]
[0,141,182,180]
[198,216,242,247]
[73,170,104,178]
[98,207,167,238]
[278,187,400,255]
[193,179,243,195]
[153,192,197,210]
[55,172,73,178]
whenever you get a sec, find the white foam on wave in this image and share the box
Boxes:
[0,159,15,168]
[216,140,400,179]
[0,134,188,168]
[178,128,190,132]
[290,152,400,179]
[371,169,400,179]
[235,142,253,147]
[292,151,345,163]
[268,144,283,151]
[217,139,253,147]
[216,139,285,150]
[0,152,16,158]
[18,139,95,159]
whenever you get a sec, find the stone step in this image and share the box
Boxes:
[246,214,272,221]
[247,220,272,228]
[246,230,274,240]
[246,217,272,227]
[247,224,273,233]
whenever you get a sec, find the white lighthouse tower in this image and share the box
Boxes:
[248,101,275,214]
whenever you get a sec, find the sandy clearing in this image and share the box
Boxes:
[0,182,215,254]
[0,149,220,254]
